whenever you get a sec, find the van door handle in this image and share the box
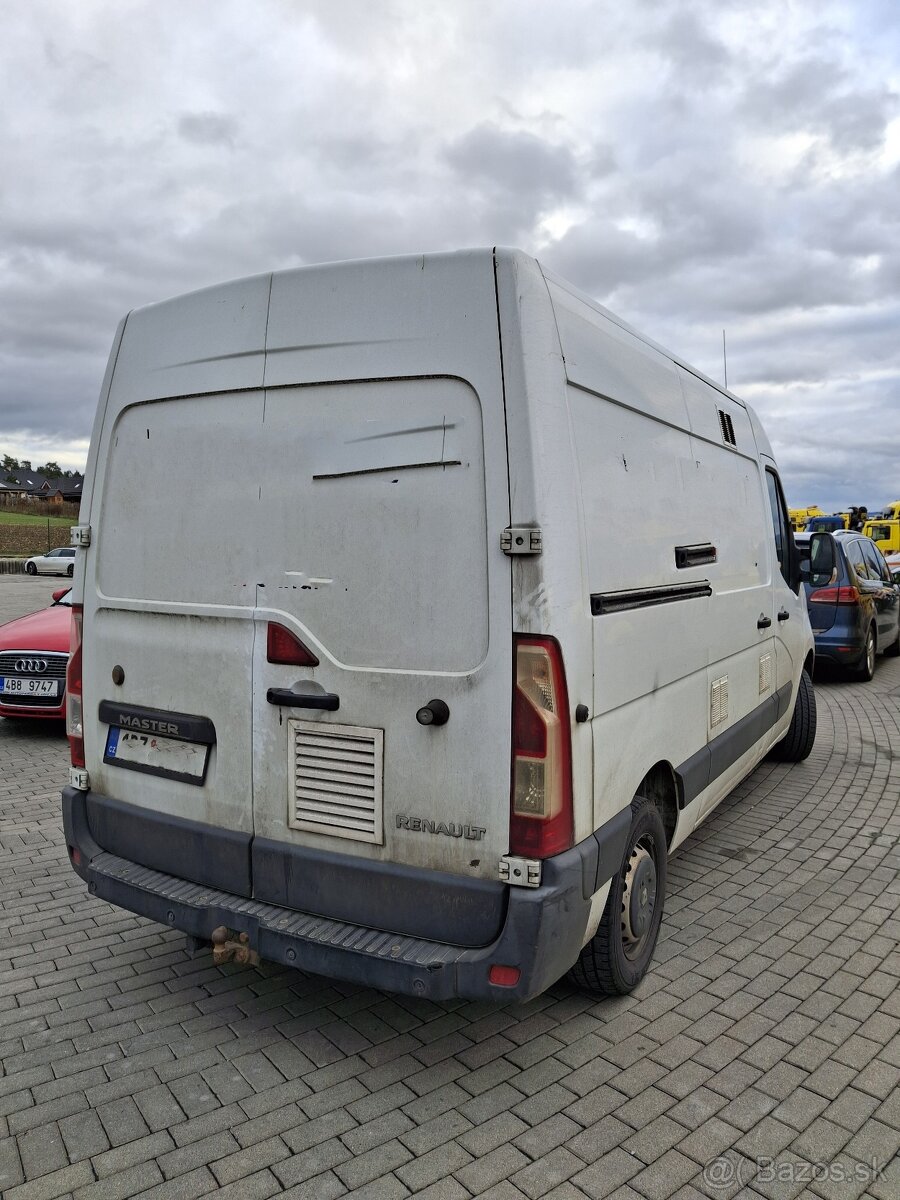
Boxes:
[757,615,772,629]
[266,688,340,711]
[777,609,790,622]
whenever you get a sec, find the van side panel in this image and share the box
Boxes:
[548,277,782,834]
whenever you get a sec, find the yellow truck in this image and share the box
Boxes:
[863,519,900,554]
[788,506,823,532]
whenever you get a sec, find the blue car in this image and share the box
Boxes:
[797,531,900,681]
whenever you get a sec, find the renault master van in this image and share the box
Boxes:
[63,249,820,1002]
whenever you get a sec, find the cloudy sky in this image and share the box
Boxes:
[2,0,898,510]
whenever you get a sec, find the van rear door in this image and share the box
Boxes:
[84,276,273,896]
[85,254,512,929]
[250,257,513,913]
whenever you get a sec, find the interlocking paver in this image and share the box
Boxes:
[1,574,899,1200]
[454,1144,530,1194]
[273,1136,352,1188]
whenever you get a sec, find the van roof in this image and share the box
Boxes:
[125,247,750,415]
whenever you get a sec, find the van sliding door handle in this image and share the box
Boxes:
[757,615,772,629]
[777,609,790,622]
[266,688,340,711]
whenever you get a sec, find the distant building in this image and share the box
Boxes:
[0,472,84,505]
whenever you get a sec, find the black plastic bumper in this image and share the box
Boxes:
[62,787,629,1002]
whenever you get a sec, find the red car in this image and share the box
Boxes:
[0,588,72,719]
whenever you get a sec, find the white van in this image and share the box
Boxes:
[63,249,821,1002]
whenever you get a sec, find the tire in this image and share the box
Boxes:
[25,561,36,575]
[768,668,817,762]
[67,564,74,577]
[851,625,876,682]
[568,796,667,996]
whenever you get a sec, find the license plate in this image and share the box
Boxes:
[105,726,209,785]
[0,677,60,697]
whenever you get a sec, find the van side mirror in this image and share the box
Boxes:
[803,533,836,588]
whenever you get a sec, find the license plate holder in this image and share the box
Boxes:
[104,726,210,785]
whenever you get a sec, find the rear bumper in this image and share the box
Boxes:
[812,628,866,667]
[62,787,629,1002]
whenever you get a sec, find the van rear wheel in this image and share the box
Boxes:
[568,797,666,996]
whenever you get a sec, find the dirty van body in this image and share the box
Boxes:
[62,249,817,1002]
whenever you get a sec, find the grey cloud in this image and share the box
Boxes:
[445,124,580,208]
[177,112,239,148]
[744,57,897,152]
[647,10,731,82]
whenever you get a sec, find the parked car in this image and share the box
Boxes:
[24,547,76,576]
[886,553,900,584]
[0,588,72,718]
[798,531,900,680]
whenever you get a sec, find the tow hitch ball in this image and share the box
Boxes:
[211,925,260,966]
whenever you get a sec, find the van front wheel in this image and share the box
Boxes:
[567,797,667,996]
[768,669,816,762]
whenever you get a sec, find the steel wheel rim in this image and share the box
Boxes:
[621,838,658,961]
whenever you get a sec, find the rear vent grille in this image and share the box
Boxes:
[718,409,737,446]
[288,720,383,844]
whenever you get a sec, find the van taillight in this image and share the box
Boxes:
[509,635,573,859]
[267,623,319,666]
[809,586,860,605]
[67,605,84,768]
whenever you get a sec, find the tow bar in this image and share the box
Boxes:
[211,925,260,967]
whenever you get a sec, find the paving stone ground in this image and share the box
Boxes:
[0,574,898,1200]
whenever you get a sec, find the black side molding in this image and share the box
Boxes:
[592,581,712,616]
[675,682,793,809]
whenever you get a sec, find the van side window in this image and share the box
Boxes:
[765,469,791,586]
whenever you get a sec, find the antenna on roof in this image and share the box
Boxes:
[722,330,728,391]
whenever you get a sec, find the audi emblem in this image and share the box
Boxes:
[15,658,48,673]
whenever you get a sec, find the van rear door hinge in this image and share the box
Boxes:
[71,525,92,548]
[501,527,542,556]
[499,855,542,887]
